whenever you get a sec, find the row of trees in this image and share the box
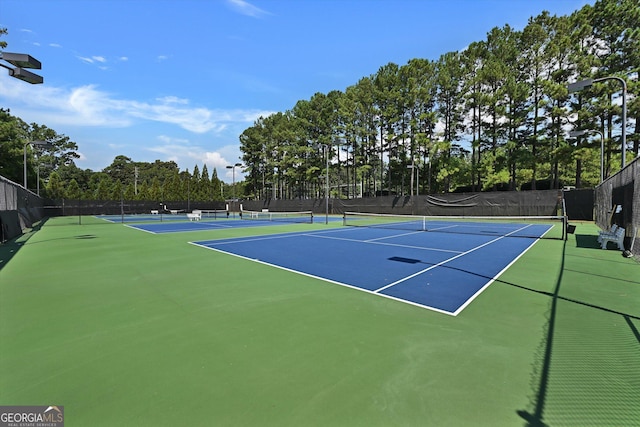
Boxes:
[2,0,637,202]
[48,155,230,202]
[239,0,638,199]
[0,109,233,201]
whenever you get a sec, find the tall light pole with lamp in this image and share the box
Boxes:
[226,163,242,215]
[407,163,419,197]
[569,130,604,184]
[3,51,44,190]
[24,140,52,190]
[567,76,627,168]
[0,52,43,84]
[323,144,330,224]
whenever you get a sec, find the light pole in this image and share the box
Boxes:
[569,130,604,183]
[226,163,242,214]
[567,76,627,168]
[323,145,329,224]
[24,140,52,190]
[407,164,419,197]
[426,156,431,194]
[0,52,43,84]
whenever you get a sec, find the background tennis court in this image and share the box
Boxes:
[107,209,317,233]
[1,216,638,426]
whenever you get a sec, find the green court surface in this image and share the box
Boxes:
[1,217,638,426]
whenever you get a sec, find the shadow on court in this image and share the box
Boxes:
[0,220,98,272]
[574,233,602,249]
[0,238,26,272]
[388,252,640,322]
[390,243,640,426]
[0,220,46,272]
[515,242,640,426]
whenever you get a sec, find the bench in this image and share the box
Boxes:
[597,224,618,242]
[599,226,625,250]
[187,211,202,221]
[151,210,159,215]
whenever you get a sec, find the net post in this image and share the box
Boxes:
[561,194,568,241]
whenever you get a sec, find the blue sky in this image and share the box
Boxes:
[1,0,591,182]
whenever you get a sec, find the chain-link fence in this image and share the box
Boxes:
[241,189,564,217]
[595,156,639,256]
[43,200,228,217]
[0,174,47,242]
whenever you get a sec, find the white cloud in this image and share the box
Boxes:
[78,55,108,65]
[203,151,228,168]
[77,56,92,64]
[127,101,225,133]
[147,136,244,178]
[157,135,189,145]
[226,0,271,18]
[0,79,268,174]
[0,78,273,134]
[147,141,229,171]
[157,96,189,105]
[67,85,127,125]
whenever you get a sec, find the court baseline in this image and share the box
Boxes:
[191,225,545,315]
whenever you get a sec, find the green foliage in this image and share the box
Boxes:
[1,0,637,201]
[236,0,638,197]
[0,27,7,49]
[45,172,65,199]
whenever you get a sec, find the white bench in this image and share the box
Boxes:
[187,212,201,221]
[599,226,625,250]
[598,224,618,242]
[151,210,159,215]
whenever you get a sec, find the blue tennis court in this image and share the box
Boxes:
[125,218,273,234]
[119,213,324,234]
[96,211,233,225]
[191,223,550,315]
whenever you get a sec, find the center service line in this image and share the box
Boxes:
[373,224,535,294]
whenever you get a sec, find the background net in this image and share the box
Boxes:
[241,209,314,224]
[240,189,563,217]
[343,212,566,240]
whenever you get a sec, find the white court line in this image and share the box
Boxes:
[188,241,456,316]
[201,227,462,254]
[306,233,462,254]
[197,225,421,246]
[126,220,248,235]
[124,223,157,234]
[451,235,541,316]
[190,222,541,315]
[365,230,424,242]
[373,223,536,294]
[197,232,301,246]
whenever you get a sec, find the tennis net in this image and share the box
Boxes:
[343,212,566,240]
[241,210,314,224]
[197,209,229,219]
